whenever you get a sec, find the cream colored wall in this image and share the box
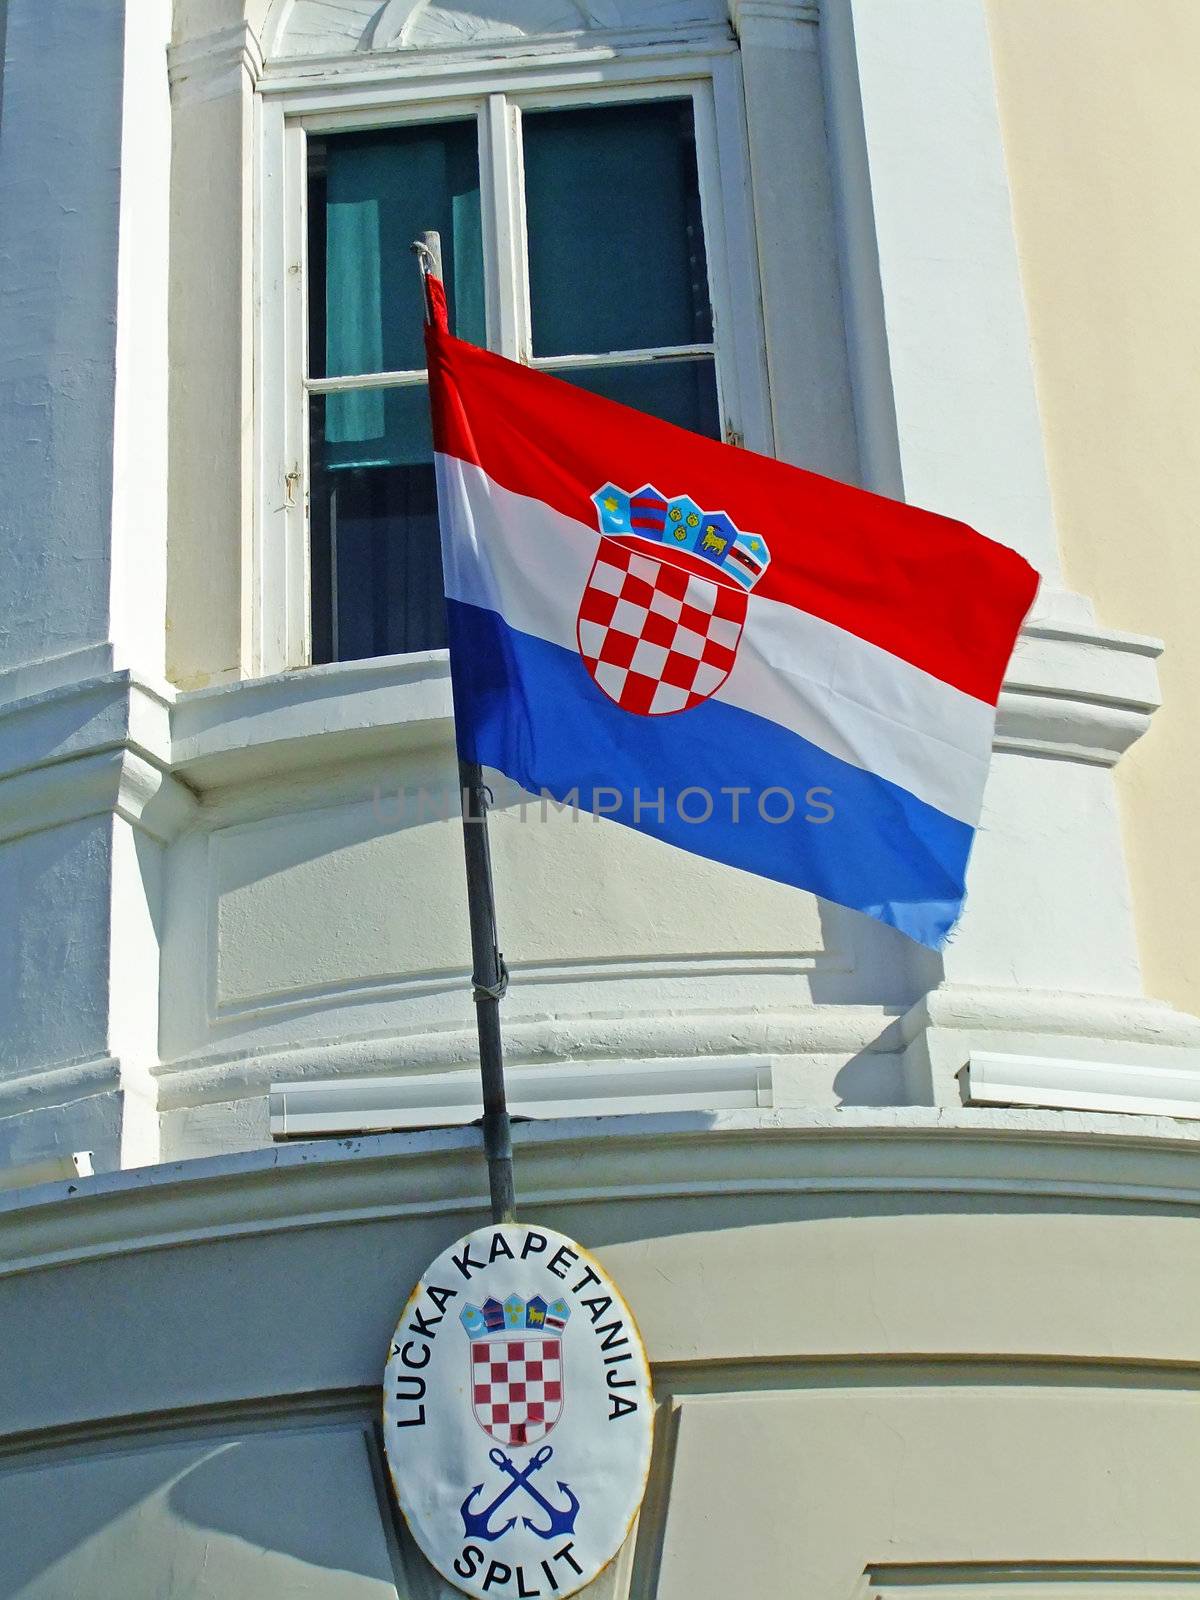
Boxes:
[985,0,1200,1016]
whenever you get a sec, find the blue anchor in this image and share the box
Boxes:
[460,1446,580,1543]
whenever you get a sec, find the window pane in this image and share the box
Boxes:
[554,358,721,439]
[523,100,713,358]
[320,383,433,472]
[309,394,447,664]
[309,121,484,380]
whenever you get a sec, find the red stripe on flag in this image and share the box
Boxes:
[427,327,1037,704]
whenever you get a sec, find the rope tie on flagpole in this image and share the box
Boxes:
[473,957,509,1006]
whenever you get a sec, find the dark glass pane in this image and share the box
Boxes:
[554,358,721,439]
[309,394,447,664]
[523,100,713,357]
[308,120,483,380]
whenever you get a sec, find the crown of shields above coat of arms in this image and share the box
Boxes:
[578,484,772,717]
[460,1293,571,1447]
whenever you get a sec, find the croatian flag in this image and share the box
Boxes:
[426,310,1037,950]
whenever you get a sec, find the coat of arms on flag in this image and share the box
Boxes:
[576,483,772,717]
[460,1292,572,1446]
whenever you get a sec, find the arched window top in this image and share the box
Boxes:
[264,0,729,60]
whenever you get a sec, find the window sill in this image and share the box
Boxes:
[172,650,454,791]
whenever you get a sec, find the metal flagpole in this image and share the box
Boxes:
[413,230,516,1226]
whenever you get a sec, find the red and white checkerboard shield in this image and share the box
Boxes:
[577,538,747,716]
[470,1337,565,1447]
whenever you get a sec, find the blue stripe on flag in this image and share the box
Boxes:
[447,599,973,948]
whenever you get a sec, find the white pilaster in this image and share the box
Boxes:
[0,0,179,1173]
[0,664,192,1172]
[819,0,1058,574]
[166,23,264,690]
[728,1,859,483]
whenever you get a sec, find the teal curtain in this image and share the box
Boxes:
[320,121,484,468]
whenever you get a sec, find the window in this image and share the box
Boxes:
[261,53,770,675]
[306,117,484,661]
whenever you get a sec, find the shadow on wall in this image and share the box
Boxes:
[0,1425,405,1597]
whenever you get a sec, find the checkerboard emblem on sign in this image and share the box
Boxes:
[578,483,772,717]
[470,1336,565,1446]
[462,1292,572,1447]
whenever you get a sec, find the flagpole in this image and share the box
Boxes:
[413,229,516,1226]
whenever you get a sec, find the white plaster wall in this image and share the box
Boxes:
[154,738,917,1158]
[207,778,830,1012]
[0,0,126,670]
[0,820,113,1076]
[945,748,1143,997]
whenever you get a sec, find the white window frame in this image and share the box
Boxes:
[256,44,772,678]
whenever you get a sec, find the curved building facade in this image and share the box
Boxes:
[1,1,1199,1594]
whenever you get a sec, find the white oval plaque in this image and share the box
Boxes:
[383,1222,654,1599]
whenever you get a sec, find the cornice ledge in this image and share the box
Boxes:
[997,617,1163,765]
[170,650,453,792]
[901,985,1200,1052]
[5,1107,1200,1280]
[0,1056,122,1124]
[0,670,194,845]
[169,21,264,105]
[0,750,196,847]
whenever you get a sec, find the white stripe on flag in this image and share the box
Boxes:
[435,453,995,826]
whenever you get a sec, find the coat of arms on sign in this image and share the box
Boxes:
[461,1293,571,1446]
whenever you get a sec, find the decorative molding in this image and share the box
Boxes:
[113,752,198,844]
[900,983,1200,1114]
[366,0,630,50]
[728,0,819,48]
[168,21,264,106]
[0,749,194,847]
[257,31,738,95]
[997,618,1162,765]
[267,0,729,61]
[0,670,195,845]
[153,1005,897,1110]
[362,0,426,50]
[862,1563,1200,1600]
[904,984,1200,1051]
[211,945,834,1024]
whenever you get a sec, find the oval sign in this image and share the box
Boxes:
[383,1222,654,1599]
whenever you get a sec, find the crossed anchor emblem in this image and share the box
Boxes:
[460,1446,581,1542]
